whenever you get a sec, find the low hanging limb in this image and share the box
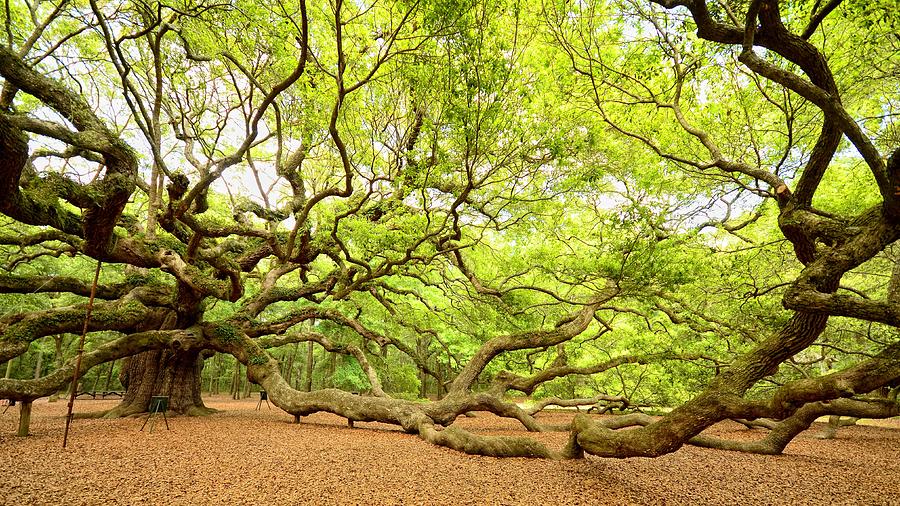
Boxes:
[62,260,102,448]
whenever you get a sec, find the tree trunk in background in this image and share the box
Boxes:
[90,364,103,392]
[48,336,64,402]
[105,349,212,417]
[304,342,314,392]
[214,355,222,395]
[33,352,42,379]
[293,351,302,390]
[436,362,447,398]
[53,335,63,368]
[205,355,215,393]
[327,352,336,388]
[4,358,13,379]
[231,361,241,400]
[416,337,428,399]
[103,360,115,391]
[209,353,222,395]
[284,343,298,386]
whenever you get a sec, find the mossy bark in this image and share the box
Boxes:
[105,349,213,417]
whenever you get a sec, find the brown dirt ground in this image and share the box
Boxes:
[1,396,899,505]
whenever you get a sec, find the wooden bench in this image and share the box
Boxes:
[75,391,125,399]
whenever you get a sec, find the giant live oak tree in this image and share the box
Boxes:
[0,0,898,459]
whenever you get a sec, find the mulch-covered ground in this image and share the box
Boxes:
[1,396,898,505]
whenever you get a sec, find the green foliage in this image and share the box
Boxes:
[330,358,370,392]
[211,323,241,343]
[248,353,270,366]
[382,361,421,396]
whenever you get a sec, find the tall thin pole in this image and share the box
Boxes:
[62,260,102,448]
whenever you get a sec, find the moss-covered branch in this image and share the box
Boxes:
[0,46,137,257]
[0,274,129,299]
[0,327,202,401]
[0,297,152,362]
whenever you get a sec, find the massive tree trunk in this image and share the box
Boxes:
[101,288,212,416]
[105,349,212,417]
[304,341,314,392]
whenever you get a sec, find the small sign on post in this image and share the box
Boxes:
[256,390,270,410]
[140,396,170,433]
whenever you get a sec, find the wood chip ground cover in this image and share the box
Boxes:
[1,396,898,505]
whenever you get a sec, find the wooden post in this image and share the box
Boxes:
[17,400,32,437]
[63,260,102,448]
[304,341,314,392]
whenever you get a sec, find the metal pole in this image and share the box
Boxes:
[62,260,102,448]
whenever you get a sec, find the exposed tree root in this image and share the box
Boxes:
[184,405,219,416]
[102,403,148,419]
[417,422,558,459]
[74,409,112,420]
[814,416,858,439]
